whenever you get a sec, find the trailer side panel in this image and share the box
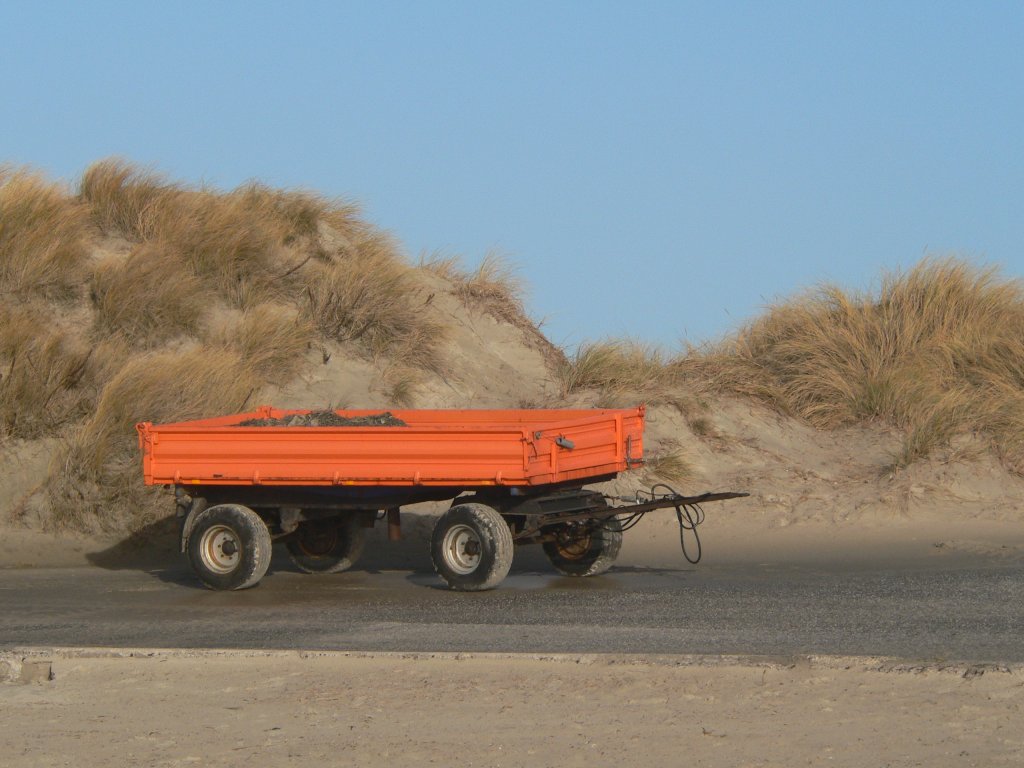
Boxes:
[138,407,644,488]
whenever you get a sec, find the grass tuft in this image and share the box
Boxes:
[305,254,447,373]
[424,252,525,324]
[206,303,314,382]
[90,242,208,346]
[79,346,260,472]
[0,168,91,300]
[642,441,695,485]
[687,415,713,437]
[0,304,97,439]
[79,158,171,238]
[382,366,423,408]
[421,251,563,370]
[557,340,676,403]
[234,182,331,242]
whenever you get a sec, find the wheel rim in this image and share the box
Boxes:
[199,524,241,574]
[296,522,339,557]
[442,523,482,575]
[554,529,592,560]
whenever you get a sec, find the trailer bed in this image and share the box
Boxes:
[137,406,645,489]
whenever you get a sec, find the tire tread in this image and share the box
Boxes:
[543,518,622,577]
[431,503,514,591]
[187,504,272,590]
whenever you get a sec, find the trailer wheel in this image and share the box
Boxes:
[543,517,623,577]
[286,517,366,574]
[187,504,272,590]
[431,503,514,591]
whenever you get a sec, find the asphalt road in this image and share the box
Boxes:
[1,544,1021,662]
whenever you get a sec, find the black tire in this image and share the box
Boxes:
[543,517,623,577]
[187,504,272,590]
[431,503,514,591]
[285,516,366,574]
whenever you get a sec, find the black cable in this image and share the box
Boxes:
[604,482,707,563]
[675,502,704,564]
[614,511,646,532]
[654,483,705,563]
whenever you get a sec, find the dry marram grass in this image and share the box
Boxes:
[2,157,463,530]
[79,158,443,364]
[0,168,91,300]
[207,303,314,382]
[557,340,679,403]
[48,347,262,531]
[642,441,695,486]
[80,160,284,306]
[90,243,208,346]
[382,366,424,408]
[0,304,95,439]
[79,159,174,238]
[80,159,374,309]
[305,255,446,373]
[682,258,1024,471]
[421,252,562,369]
[423,252,525,324]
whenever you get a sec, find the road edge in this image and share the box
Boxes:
[3,646,1020,678]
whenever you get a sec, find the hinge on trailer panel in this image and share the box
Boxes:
[625,435,643,467]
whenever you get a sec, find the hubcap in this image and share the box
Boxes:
[442,524,482,575]
[199,525,241,574]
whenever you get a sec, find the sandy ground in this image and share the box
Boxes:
[1,649,1022,768]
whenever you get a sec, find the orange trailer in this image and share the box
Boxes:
[138,405,646,489]
[138,406,745,591]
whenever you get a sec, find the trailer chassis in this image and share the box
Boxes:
[172,482,747,591]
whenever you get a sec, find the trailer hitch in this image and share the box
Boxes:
[510,485,748,565]
[608,485,749,564]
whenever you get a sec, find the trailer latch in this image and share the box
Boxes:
[625,435,642,467]
[554,436,575,450]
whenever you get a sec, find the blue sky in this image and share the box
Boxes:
[4,1,1022,348]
